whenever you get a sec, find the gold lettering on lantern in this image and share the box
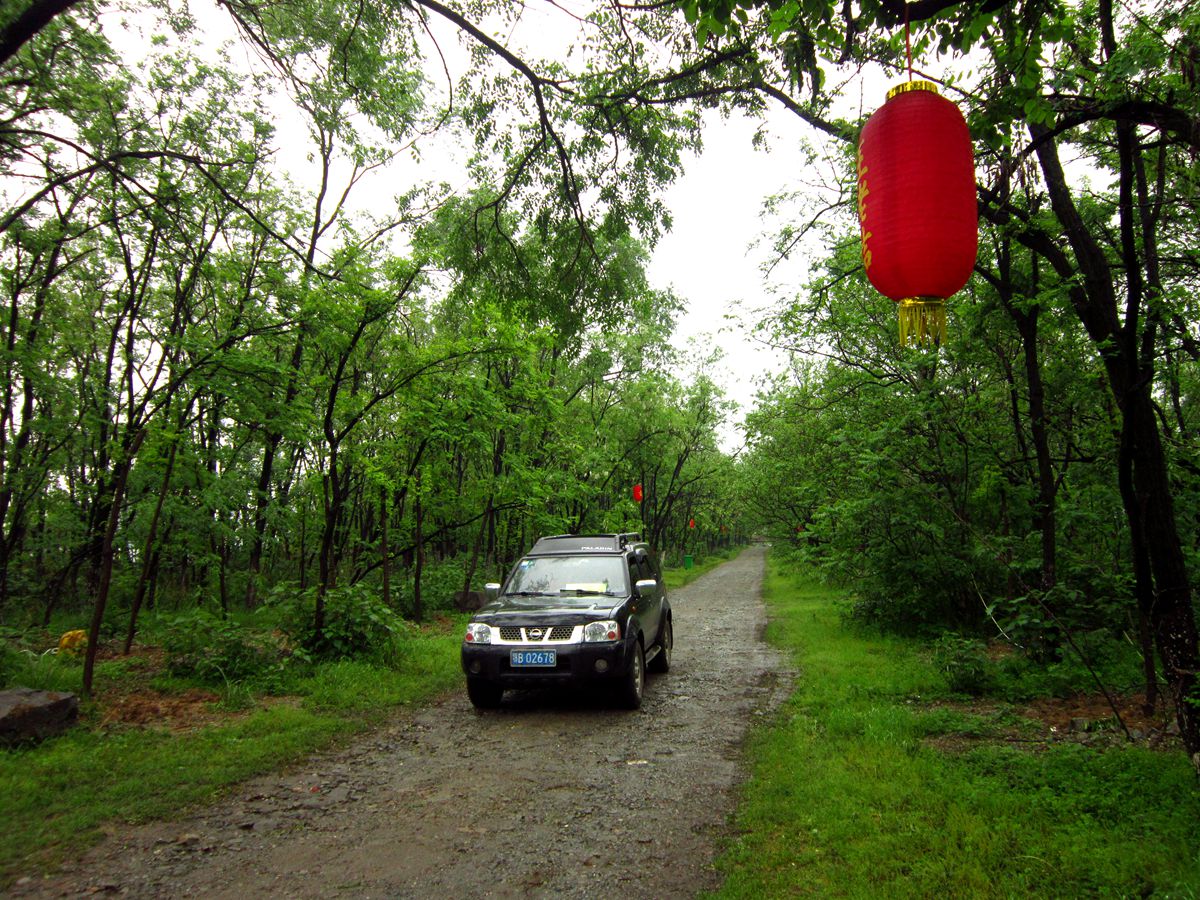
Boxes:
[857,147,873,271]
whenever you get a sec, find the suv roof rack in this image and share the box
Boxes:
[528,533,644,554]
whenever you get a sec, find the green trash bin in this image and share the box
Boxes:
[683,554,694,569]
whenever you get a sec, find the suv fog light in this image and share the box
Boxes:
[469,660,482,674]
[594,659,609,673]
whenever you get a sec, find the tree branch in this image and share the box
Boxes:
[0,0,84,70]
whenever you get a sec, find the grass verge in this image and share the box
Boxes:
[713,558,1200,898]
[0,619,465,884]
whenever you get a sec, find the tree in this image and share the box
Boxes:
[675,0,1200,766]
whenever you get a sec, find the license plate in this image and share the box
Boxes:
[511,649,556,667]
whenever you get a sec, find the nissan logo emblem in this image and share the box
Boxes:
[528,628,544,640]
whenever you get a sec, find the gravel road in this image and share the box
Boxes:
[15,545,790,899]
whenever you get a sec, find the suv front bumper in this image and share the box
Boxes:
[461,638,633,688]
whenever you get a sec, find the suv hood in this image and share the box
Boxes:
[476,594,622,619]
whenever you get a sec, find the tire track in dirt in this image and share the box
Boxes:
[16,545,790,899]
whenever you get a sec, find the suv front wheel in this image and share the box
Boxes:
[617,641,645,709]
[467,678,503,709]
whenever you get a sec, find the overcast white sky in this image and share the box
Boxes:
[645,108,812,449]
[645,102,873,451]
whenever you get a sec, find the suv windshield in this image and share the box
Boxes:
[505,555,627,596]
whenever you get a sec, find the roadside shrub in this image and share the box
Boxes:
[161,609,277,685]
[405,558,468,614]
[269,583,411,662]
[984,589,1076,661]
[988,635,1144,702]
[932,634,993,696]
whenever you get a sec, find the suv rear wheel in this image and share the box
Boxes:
[648,617,672,673]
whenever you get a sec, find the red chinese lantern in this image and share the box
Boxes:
[857,81,977,345]
[632,483,643,503]
[688,518,696,529]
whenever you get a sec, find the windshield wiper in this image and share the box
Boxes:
[558,589,620,596]
[505,590,555,597]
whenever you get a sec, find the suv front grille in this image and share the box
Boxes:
[494,625,581,643]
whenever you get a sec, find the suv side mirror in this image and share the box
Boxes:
[484,582,501,602]
[634,578,657,596]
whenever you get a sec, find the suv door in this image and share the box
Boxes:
[628,554,662,647]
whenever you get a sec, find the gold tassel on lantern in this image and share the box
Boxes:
[898,297,946,346]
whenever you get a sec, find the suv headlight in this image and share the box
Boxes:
[464,623,492,644]
[583,620,620,643]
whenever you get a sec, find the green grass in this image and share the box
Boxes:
[0,620,465,884]
[713,558,1200,898]
[301,628,463,710]
[0,704,345,877]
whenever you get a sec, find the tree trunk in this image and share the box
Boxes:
[82,428,147,695]
[245,332,306,608]
[244,433,277,608]
[124,439,178,653]
[1118,405,1160,714]
[1031,121,1200,768]
[462,495,493,599]
[1010,306,1058,597]
[0,0,84,69]
[413,470,424,623]
[313,451,342,647]
[1124,383,1198,756]
[380,485,391,608]
[995,217,1057,601]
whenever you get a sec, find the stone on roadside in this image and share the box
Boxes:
[0,687,79,746]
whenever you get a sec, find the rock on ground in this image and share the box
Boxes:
[0,687,79,746]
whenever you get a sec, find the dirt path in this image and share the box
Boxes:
[17,546,789,899]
